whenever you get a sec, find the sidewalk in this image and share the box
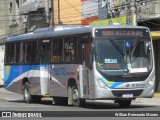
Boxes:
[154,92,160,97]
[132,97,160,106]
[0,81,4,87]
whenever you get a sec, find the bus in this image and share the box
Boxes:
[4,25,155,107]
[0,44,4,86]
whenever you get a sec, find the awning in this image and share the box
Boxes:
[19,0,44,15]
[151,31,160,40]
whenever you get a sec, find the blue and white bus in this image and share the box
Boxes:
[4,25,155,107]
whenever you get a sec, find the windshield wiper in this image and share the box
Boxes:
[130,39,139,56]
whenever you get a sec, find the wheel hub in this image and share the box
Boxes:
[72,89,78,101]
[24,89,29,99]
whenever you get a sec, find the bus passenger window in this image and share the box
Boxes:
[15,42,21,63]
[64,37,77,62]
[6,43,15,64]
[26,41,38,63]
[51,38,62,62]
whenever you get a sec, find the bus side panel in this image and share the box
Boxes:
[30,77,42,96]
[4,65,41,95]
[40,65,50,96]
[49,64,79,97]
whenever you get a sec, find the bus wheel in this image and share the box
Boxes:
[69,84,85,107]
[117,100,132,108]
[23,82,32,103]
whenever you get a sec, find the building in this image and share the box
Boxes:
[53,0,81,25]
[53,0,98,26]
[19,0,52,32]
[0,0,6,41]
[0,0,23,40]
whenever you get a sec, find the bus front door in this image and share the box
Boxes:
[40,40,52,96]
[80,42,90,98]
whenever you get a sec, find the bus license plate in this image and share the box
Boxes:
[122,94,133,98]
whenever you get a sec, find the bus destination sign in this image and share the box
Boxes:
[95,28,150,38]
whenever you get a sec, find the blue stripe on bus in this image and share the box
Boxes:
[4,65,43,88]
[109,82,126,89]
[102,77,126,88]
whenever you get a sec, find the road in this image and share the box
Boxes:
[0,87,160,120]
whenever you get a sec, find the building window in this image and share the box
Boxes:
[9,0,12,13]
[16,0,19,8]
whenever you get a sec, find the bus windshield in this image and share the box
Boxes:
[95,38,152,76]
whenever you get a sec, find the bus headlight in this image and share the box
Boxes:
[148,76,155,87]
[97,77,107,88]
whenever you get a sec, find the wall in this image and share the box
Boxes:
[54,0,81,25]
[137,0,160,21]
[0,0,7,40]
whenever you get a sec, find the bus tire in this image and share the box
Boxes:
[23,82,33,103]
[117,100,132,108]
[68,84,85,107]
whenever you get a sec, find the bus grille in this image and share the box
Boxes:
[111,89,143,97]
[107,76,148,82]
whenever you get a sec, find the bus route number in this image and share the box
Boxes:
[106,64,120,69]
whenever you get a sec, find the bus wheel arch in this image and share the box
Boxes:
[22,78,41,104]
[67,78,85,107]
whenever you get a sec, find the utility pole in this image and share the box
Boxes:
[58,0,60,25]
[51,0,54,26]
[45,0,50,27]
[131,0,137,25]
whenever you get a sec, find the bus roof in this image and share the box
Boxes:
[5,25,149,42]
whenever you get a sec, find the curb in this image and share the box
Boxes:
[154,92,160,98]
